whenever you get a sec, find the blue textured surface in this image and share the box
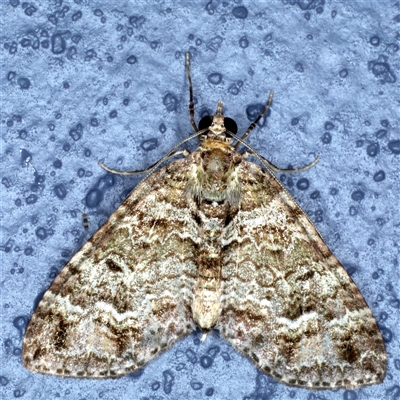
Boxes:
[1,1,399,399]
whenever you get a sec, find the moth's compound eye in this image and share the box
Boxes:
[223,117,238,135]
[199,115,213,132]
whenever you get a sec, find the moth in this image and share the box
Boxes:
[23,53,386,389]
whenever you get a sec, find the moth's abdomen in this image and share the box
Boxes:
[192,211,226,330]
[192,271,221,330]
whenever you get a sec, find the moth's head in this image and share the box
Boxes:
[199,101,238,143]
[209,101,225,135]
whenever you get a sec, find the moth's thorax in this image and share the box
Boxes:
[186,139,242,206]
[201,138,233,151]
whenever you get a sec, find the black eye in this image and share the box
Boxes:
[224,117,238,135]
[199,115,213,132]
[198,116,238,135]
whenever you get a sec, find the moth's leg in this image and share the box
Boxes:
[185,52,199,133]
[234,90,274,150]
[242,151,320,173]
[99,149,190,176]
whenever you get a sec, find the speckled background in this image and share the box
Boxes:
[1,1,399,399]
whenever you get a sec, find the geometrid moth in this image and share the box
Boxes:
[23,53,386,389]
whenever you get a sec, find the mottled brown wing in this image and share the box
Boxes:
[217,160,386,389]
[23,158,198,378]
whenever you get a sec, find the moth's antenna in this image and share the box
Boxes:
[227,129,320,173]
[81,208,89,231]
[99,127,210,177]
[234,90,274,150]
[185,52,199,133]
[100,52,207,178]
[98,151,187,176]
